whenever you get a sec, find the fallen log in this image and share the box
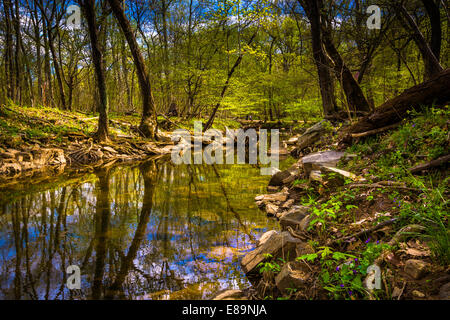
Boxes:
[409,154,450,173]
[348,68,450,134]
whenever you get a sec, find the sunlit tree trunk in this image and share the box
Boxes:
[81,0,109,142]
[107,0,158,139]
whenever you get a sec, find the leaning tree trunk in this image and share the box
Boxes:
[107,0,158,139]
[348,68,450,134]
[320,19,371,114]
[395,4,443,80]
[204,31,258,130]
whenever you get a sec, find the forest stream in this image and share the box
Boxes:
[0,157,295,300]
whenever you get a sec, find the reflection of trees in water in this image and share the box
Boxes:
[0,161,269,299]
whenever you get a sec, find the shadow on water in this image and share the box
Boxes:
[0,158,283,300]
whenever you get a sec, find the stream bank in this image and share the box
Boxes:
[220,110,449,301]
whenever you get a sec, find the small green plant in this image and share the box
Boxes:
[257,254,283,274]
[297,242,390,299]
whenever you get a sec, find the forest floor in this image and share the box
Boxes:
[0,103,182,186]
[236,106,449,301]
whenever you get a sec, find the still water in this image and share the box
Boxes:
[0,158,290,300]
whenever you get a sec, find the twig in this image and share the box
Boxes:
[398,281,406,300]
[286,226,310,241]
[335,218,398,243]
[344,182,422,192]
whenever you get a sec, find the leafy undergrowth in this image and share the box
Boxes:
[261,107,449,300]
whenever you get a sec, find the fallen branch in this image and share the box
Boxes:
[286,226,310,241]
[335,218,398,244]
[351,123,401,138]
[344,182,422,192]
[409,154,450,173]
[157,113,183,129]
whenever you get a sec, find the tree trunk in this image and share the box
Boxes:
[3,0,14,100]
[298,0,338,118]
[81,0,109,141]
[204,31,258,130]
[348,68,450,134]
[421,0,442,61]
[107,0,158,139]
[318,9,371,114]
[395,4,443,79]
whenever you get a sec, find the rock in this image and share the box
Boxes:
[240,231,303,274]
[268,162,301,187]
[212,289,245,300]
[254,191,288,203]
[257,230,279,247]
[404,259,429,280]
[309,170,323,182]
[265,203,279,217]
[301,151,349,176]
[6,148,19,155]
[269,170,293,187]
[439,282,450,300]
[48,149,66,165]
[282,199,295,209]
[275,261,310,294]
[255,195,265,201]
[295,120,331,152]
[411,290,425,298]
[295,241,315,256]
[280,206,310,231]
[298,215,313,232]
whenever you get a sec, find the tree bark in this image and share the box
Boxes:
[421,0,442,61]
[318,8,371,114]
[395,3,443,79]
[107,0,158,139]
[81,0,109,142]
[298,0,338,118]
[3,0,14,100]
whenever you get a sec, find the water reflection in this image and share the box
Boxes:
[0,159,279,300]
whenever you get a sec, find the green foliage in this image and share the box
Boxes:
[297,242,390,300]
[257,254,284,275]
